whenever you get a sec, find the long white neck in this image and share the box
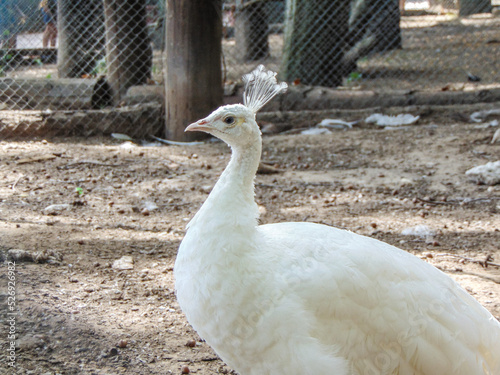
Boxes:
[186,136,262,233]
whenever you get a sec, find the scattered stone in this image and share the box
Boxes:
[118,340,128,348]
[17,334,47,351]
[301,127,331,135]
[365,113,420,127]
[112,256,134,270]
[465,160,500,185]
[257,162,282,174]
[181,365,190,374]
[492,129,500,144]
[99,347,119,359]
[185,340,196,348]
[470,108,500,123]
[401,225,435,239]
[43,204,71,215]
[143,200,159,211]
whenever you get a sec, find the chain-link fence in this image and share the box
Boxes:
[1,0,499,139]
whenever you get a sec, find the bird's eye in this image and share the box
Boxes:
[223,116,235,125]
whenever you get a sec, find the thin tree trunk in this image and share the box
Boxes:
[164,0,223,141]
[58,0,105,78]
[103,0,152,105]
[343,0,401,75]
[280,0,349,87]
[235,1,269,61]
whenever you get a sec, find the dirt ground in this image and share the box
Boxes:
[0,111,500,374]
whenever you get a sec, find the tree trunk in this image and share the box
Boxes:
[58,0,105,78]
[343,0,401,74]
[235,1,269,61]
[103,0,152,105]
[164,0,223,141]
[459,0,492,16]
[280,0,350,87]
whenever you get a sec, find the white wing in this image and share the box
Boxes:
[258,222,500,375]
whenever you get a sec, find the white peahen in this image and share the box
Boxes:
[174,65,500,375]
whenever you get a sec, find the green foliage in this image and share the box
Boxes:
[91,57,107,77]
[346,71,362,83]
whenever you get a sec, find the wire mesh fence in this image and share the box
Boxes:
[0,0,499,139]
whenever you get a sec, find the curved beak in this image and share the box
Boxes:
[185,119,211,133]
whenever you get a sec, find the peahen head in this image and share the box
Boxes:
[186,104,260,148]
[185,65,287,148]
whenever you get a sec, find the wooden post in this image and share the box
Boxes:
[165,0,223,141]
[58,0,105,78]
[103,0,152,104]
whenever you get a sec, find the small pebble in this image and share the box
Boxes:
[181,365,190,374]
[185,340,196,348]
[118,340,128,348]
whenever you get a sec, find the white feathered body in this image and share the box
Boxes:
[175,151,500,375]
[175,98,500,375]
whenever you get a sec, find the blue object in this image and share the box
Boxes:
[41,8,53,24]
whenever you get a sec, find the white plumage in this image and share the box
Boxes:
[174,66,500,375]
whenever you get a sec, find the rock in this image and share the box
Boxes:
[317,118,357,129]
[465,161,500,185]
[470,108,500,123]
[143,200,159,211]
[257,162,282,174]
[492,129,500,144]
[365,113,420,127]
[118,340,128,348]
[401,225,435,239]
[301,127,331,135]
[112,256,134,270]
[43,204,71,215]
[17,334,47,351]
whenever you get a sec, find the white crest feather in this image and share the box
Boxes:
[242,65,288,113]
